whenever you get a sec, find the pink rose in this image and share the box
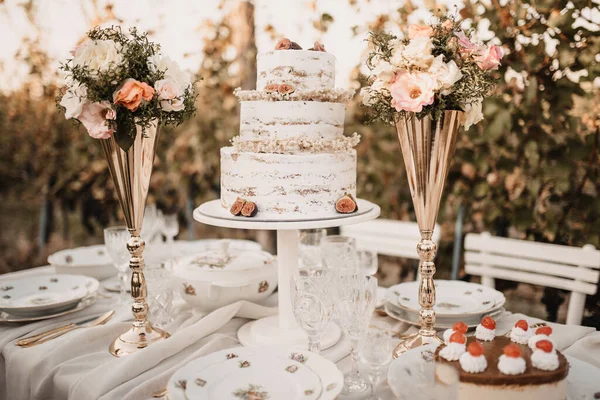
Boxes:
[455,31,480,54]
[113,78,154,111]
[78,101,116,139]
[408,24,433,39]
[389,71,437,113]
[475,45,503,70]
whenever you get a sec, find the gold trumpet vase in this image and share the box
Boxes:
[101,121,170,357]
[392,110,463,358]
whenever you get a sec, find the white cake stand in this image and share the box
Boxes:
[193,199,381,348]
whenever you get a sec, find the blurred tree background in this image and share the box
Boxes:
[0,0,598,327]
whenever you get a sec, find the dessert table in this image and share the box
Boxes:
[1,265,599,400]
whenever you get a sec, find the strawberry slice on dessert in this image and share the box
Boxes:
[481,316,496,330]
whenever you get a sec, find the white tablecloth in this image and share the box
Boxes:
[1,266,598,400]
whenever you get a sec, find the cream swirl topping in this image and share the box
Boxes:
[439,342,466,361]
[531,349,560,371]
[498,354,526,375]
[443,329,455,345]
[528,334,554,351]
[510,326,532,345]
[459,352,488,373]
[475,325,495,341]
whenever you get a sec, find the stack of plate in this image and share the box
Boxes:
[384,280,506,329]
[167,346,343,400]
[0,274,99,323]
[48,245,116,281]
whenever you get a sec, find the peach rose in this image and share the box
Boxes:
[113,78,154,111]
[408,24,433,39]
[389,71,437,113]
[441,20,454,31]
[476,45,503,70]
[78,101,116,139]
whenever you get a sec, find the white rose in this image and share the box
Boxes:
[154,78,186,112]
[72,40,123,74]
[390,43,406,68]
[463,99,484,130]
[402,37,434,69]
[429,56,463,95]
[360,86,374,106]
[372,60,396,83]
[60,81,88,119]
[148,54,190,87]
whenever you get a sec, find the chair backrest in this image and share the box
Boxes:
[464,232,600,325]
[340,219,441,260]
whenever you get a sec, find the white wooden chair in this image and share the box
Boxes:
[464,232,600,325]
[340,219,441,260]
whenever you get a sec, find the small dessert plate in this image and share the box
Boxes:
[0,274,99,317]
[48,245,117,281]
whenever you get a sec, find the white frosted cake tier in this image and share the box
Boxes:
[257,50,335,91]
[239,100,345,141]
[221,147,356,219]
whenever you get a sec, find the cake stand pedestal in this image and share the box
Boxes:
[193,199,380,348]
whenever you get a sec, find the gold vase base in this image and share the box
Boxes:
[392,332,443,359]
[109,323,170,357]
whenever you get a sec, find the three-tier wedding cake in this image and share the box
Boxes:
[220,39,359,219]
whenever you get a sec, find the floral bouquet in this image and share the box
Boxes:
[58,26,196,150]
[360,15,503,129]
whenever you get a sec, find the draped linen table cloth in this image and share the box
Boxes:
[1,266,598,400]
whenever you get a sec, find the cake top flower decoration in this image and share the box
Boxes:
[459,340,488,374]
[360,14,503,129]
[531,339,560,371]
[528,325,554,350]
[443,321,468,344]
[498,344,526,375]
[475,315,496,342]
[57,26,197,151]
[510,319,533,345]
[439,331,467,361]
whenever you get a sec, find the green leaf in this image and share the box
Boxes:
[114,113,135,151]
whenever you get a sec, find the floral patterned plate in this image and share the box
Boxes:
[0,274,99,317]
[167,347,343,400]
[386,280,505,317]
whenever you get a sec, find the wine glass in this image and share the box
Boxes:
[162,213,179,244]
[103,226,130,304]
[141,204,161,244]
[335,273,378,394]
[358,249,378,275]
[321,235,359,273]
[360,321,393,399]
[290,268,335,354]
[298,229,326,269]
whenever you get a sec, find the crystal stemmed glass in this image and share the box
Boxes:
[141,204,161,244]
[360,321,393,399]
[358,249,378,276]
[103,226,130,304]
[144,263,175,329]
[290,268,335,354]
[298,229,327,269]
[162,213,179,244]
[321,235,359,273]
[336,274,378,394]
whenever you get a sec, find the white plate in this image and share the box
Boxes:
[197,198,374,223]
[48,245,117,281]
[387,344,600,400]
[0,274,99,317]
[0,295,96,323]
[168,347,343,400]
[388,343,440,398]
[186,354,322,400]
[384,301,505,329]
[387,280,505,317]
